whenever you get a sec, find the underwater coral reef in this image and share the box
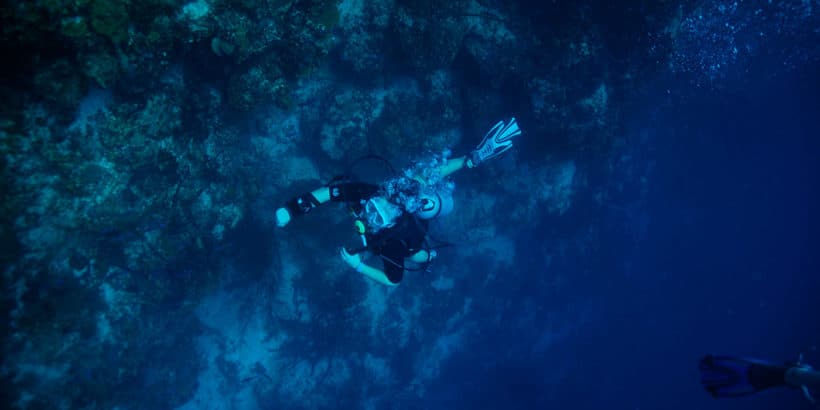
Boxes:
[1,0,818,409]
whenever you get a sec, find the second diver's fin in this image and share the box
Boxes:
[699,355,790,398]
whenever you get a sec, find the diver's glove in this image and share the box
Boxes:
[340,248,363,272]
[467,117,522,168]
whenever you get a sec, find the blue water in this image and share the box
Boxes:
[432,60,820,410]
[622,64,820,410]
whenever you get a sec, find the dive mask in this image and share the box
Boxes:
[364,197,400,230]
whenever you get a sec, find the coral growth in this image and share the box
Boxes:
[8,0,798,408]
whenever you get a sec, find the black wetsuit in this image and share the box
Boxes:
[285,182,428,284]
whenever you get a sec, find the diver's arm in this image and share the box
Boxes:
[340,248,398,286]
[437,156,468,178]
[356,263,398,287]
[409,249,436,263]
[428,118,523,182]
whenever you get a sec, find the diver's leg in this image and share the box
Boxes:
[311,187,331,203]
[276,182,379,227]
[275,187,330,227]
[786,366,820,389]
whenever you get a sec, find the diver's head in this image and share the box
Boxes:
[416,190,454,220]
[377,151,456,223]
[381,173,454,221]
[363,196,402,231]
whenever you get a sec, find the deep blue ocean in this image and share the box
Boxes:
[490,61,820,410]
[420,60,820,410]
[2,1,819,409]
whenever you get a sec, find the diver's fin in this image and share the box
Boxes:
[699,355,790,398]
[468,118,522,167]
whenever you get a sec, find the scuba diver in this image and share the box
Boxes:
[274,118,522,286]
[699,354,820,404]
